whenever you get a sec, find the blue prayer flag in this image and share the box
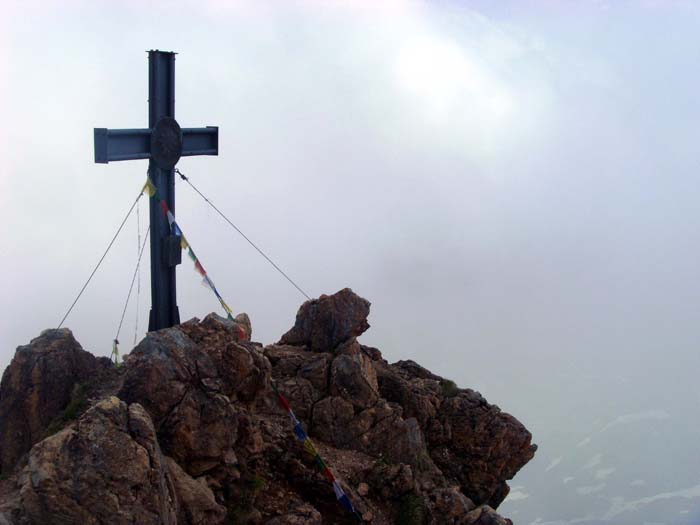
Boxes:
[293,421,307,441]
[338,494,355,513]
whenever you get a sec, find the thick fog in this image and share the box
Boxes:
[1,1,699,523]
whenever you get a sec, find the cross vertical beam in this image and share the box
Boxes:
[93,50,218,332]
[147,50,179,330]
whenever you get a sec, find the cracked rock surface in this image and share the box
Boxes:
[0,290,535,524]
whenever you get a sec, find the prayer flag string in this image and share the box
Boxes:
[142,175,356,518]
[270,381,363,521]
[142,177,236,321]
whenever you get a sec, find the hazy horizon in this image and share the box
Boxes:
[2,1,699,523]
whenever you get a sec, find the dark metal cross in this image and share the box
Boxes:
[93,50,219,331]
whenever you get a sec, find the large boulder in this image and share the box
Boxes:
[118,319,271,486]
[429,391,536,507]
[279,288,370,352]
[264,344,332,422]
[375,360,443,427]
[329,338,379,410]
[377,359,536,507]
[118,328,240,477]
[166,457,228,525]
[0,328,109,473]
[17,397,226,525]
[311,396,436,472]
[179,314,271,404]
[265,338,438,476]
[19,398,168,524]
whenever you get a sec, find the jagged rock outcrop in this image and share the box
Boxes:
[117,313,269,482]
[16,396,226,524]
[279,288,371,351]
[166,457,228,524]
[0,328,110,474]
[374,359,536,507]
[0,289,535,524]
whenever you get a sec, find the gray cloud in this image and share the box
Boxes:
[2,2,700,524]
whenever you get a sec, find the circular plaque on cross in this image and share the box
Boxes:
[151,117,183,169]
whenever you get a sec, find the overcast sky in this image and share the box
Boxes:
[2,1,700,523]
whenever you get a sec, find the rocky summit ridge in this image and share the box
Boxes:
[0,288,535,524]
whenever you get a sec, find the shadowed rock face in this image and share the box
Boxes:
[0,289,535,524]
[0,328,110,474]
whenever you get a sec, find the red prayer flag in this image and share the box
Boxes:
[160,200,169,215]
[322,467,335,482]
[194,260,206,276]
[277,393,291,413]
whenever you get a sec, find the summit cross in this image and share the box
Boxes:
[93,50,219,331]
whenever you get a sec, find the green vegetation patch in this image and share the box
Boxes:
[397,493,426,525]
[440,379,460,398]
[45,382,91,436]
[224,473,267,524]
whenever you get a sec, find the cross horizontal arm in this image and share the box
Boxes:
[94,128,151,164]
[182,127,218,157]
[94,126,218,164]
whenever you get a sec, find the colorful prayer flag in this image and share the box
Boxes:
[322,465,334,482]
[271,377,359,519]
[277,393,291,413]
[142,178,157,197]
[332,480,344,500]
[303,439,317,457]
[141,177,234,322]
[338,494,355,513]
[201,275,215,290]
[209,284,222,300]
[293,422,307,441]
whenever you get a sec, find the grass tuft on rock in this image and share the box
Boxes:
[397,493,426,525]
[45,382,91,436]
[440,379,460,398]
[224,473,267,524]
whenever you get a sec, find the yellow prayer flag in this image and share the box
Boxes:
[142,178,157,198]
[180,235,189,250]
[222,301,233,314]
[303,439,317,457]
